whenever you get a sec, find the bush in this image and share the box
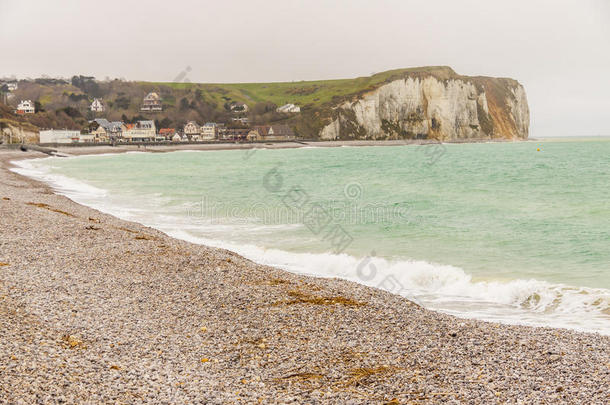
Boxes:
[115,96,130,110]
[56,106,82,118]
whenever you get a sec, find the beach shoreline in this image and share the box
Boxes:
[1,137,533,157]
[0,149,608,403]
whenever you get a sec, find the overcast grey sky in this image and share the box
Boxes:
[1,0,608,137]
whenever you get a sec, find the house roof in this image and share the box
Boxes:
[93,119,124,132]
[108,122,124,131]
[93,118,110,127]
[159,128,175,134]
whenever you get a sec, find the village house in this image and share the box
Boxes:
[229,101,248,113]
[201,122,218,140]
[39,129,81,144]
[222,128,250,141]
[183,121,200,138]
[248,124,296,141]
[91,118,126,142]
[158,128,176,140]
[90,98,105,112]
[2,82,18,92]
[171,133,182,142]
[90,126,109,142]
[140,92,162,112]
[16,100,35,114]
[276,103,301,113]
[123,120,156,142]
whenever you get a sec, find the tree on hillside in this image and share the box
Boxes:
[56,106,82,119]
[71,75,102,98]
[115,96,130,110]
[252,102,277,115]
[159,117,173,128]
[179,97,190,111]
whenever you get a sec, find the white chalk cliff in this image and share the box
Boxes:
[319,68,529,141]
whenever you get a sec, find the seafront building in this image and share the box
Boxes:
[201,123,218,140]
[248,124,295,141]
[183,121,200,138]
[35,112,299,144]
[91,119,126,142]
[158,128,176,140]
[221,128,250,141]
[123,120,156,142]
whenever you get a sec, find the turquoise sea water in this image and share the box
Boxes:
[15,138,610,334]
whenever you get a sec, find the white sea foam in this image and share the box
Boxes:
[11,158,107,199]
[163,229,610,334]
[13,157,610,335]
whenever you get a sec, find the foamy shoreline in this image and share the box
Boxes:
[0,149,608,403]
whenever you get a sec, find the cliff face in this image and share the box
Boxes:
[0,123,39,144]
[319,68,529,141]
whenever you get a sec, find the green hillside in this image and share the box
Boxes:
[155,66,456,108]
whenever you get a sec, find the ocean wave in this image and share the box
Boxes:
[11,158,107,199]
[164,229,610,335]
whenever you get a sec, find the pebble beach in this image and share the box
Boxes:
[0,148,608,404]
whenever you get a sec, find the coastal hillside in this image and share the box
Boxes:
[1,66,529,140]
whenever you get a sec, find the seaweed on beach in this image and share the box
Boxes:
[273,290,365,307]
[342,366,394,387]
[26,202,75,217]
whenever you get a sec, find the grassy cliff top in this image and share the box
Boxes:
[149,66,461,108]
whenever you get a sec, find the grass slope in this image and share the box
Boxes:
[152,66,458,109]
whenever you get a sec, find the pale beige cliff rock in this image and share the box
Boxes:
[320,69,529,141]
